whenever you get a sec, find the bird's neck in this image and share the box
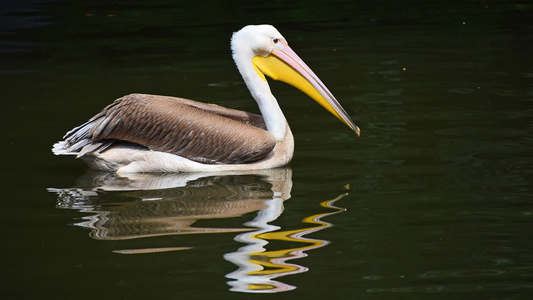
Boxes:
[255,91,287,141]
[236,59,287,141]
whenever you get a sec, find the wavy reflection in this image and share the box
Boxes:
[225,193,347,293]
[48,168,347,293]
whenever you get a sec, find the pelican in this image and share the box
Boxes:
[52,25,360,173]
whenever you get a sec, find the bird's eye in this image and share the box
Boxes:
[273,38,280,44]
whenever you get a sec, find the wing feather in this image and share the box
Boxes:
[58,94,276,164]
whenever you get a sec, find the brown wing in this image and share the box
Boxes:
[73,94,276,164]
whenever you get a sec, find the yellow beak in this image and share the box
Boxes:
[252,42,360,136]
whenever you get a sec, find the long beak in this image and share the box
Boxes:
[252,42,360,136]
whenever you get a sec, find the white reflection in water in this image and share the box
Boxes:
[48,168,347,293]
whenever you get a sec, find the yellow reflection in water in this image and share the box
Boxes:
[249,195,346,275]
[225,193,347,292]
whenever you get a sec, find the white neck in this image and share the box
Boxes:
[232,38,287,141]
[246,73,287,141]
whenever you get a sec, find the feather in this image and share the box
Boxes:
[53,94,276,164]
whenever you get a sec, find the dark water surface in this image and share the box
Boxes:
[2,0,533,299]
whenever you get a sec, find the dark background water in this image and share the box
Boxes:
[1,0,532,299]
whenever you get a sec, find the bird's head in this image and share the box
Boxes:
[231,25,360,135]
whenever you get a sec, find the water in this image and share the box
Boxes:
[1,0,533,299]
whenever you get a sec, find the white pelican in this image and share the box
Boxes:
[53,25,360,173]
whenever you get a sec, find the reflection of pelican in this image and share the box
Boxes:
[52,24,360,173]
[48,169,349,293]
[49,169,292,243]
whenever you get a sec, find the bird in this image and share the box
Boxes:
[52,24,360,173]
